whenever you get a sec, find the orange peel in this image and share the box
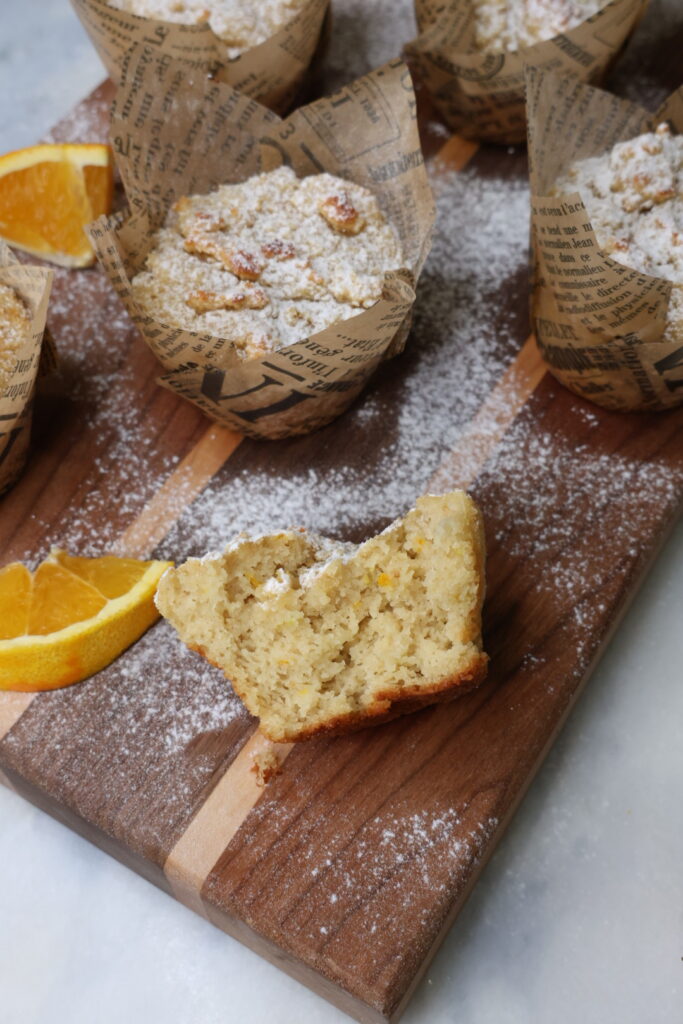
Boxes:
[0,143,114,267]
[0,549,171,691]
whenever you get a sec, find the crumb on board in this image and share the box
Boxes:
[251,745,286,786]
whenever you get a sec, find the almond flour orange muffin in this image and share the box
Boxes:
[109,0,309,58]
[553,123,683,344]
[0,283,30,395]
[156,491,488,742]
[131,166,405,361]
[472,0,604,52]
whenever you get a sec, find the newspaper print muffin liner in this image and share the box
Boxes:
[404,0,648,145]
[88,49,435,440]
[0,244,54,496]
[526,67,683,413]
[70,0,330,114]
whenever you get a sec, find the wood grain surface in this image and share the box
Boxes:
[1,13,683,1024]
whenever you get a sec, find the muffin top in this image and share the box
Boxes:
[553,123,683,283]
[131,166,404,361]
[472,0,605,53]
[552,123,683,344]
[109,0,309,58]
[0,283,31,396]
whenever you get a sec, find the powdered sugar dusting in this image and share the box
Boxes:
[309,809,499,941]
[481,420,683,668]
[0,283,32,394]
[470,0,604,53]
[110,0,310,59]
[18,267,187,562]
[233,783,501,955]
[110,621,248,758]
[43,86,112,146]
[325,0,417,94]
[133,166,403,356]
[2,620,250,851]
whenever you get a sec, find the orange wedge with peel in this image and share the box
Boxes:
[0,143,114,268]
[0,549,172,692]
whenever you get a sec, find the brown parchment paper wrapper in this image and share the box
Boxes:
[0,244,54,496]
[404,0,648,145]
[70,0,329,113]
[88,48,435,439]
[527,67,683,413]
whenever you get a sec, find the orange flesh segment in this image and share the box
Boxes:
[0,145,113,266]
[53,552,148,600]
[0,161,91,259]
[27,563,106,636]
[0,563,32,639]
[82,163,114,219]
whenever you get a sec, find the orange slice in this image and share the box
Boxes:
[0,143,114,268]
[0,549,172,692]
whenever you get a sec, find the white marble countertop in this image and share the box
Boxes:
[1,4,681,1024]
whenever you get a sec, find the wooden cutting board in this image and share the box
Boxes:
[1,18,682,1023]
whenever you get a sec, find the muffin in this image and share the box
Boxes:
[108,0,310,58]
[155,491,488,742]
[553,123,683,345]
[0,284,31,396]
[405,0,645,144]
[131,166,405,362]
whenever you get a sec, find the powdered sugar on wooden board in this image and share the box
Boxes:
[16,267,188,563]
[43,85,113,146]
[607,0,683,110]
[262,801,500,954]
[2,620,250,855]
[324,0,417,94]
[478,416,683,671]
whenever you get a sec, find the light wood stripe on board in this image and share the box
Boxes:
[165,731,293,916]
[429,335,545,492]
[0,693,36,743]
[433,134,479,171]
[113,424,242,558]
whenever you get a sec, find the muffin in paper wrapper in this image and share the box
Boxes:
[527,67,683,413]
[70,0,330,114]
[404,0,648,145]
[0,244,54,496]
[88,49,435,440]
